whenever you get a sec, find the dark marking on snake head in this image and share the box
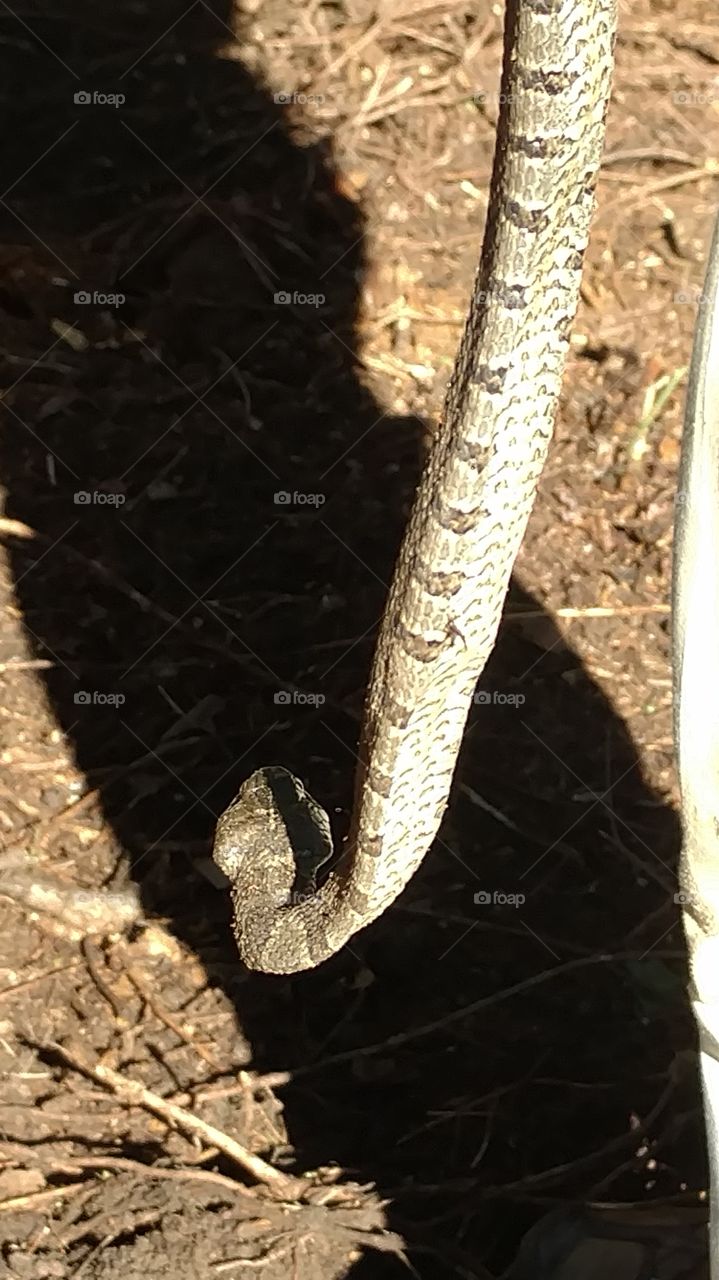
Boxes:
[215,766,333,893]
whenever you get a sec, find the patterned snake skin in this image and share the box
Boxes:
[213,0,618,973]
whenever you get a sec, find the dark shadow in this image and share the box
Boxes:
[0,3,704,1276]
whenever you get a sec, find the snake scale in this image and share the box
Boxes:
[213,0,618,973]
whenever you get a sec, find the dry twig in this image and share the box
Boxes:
[47,1040,309,1201]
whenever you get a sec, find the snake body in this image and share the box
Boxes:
[213,0,617,973]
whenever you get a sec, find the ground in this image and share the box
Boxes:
[0,1,718,1277]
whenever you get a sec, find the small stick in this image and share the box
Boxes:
[48,1154,264,1199]
[605,162,719,211]
[0,1183,88,1211]
[127,965,222,1070]
[0,658,54,673]
[81,940,127,1022]
[48,1041,309,1200]
[506,602,670,620]
[0,959,84,1001]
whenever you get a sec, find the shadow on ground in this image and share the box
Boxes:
[0,2,705,1276]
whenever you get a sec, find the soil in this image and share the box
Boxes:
[0,1,718,1277]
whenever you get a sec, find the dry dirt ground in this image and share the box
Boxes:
[0,1,718,1277]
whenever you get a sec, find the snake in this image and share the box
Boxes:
[212,0,618,974]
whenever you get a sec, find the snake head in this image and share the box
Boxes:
[212,766,333,890]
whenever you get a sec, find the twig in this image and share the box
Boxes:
[48,1041,309,1201]
[127,965,222,1071]
[479,1072,677,1197]
[0,658,54,673]
[81,940,128,1023]
[603,161,719,213]
[190,1073,292,1105]
[288,953,652,1079]
[505,603,669,620]
[0,1182,88,1211]
[211,1239,295,1272]
[0,959,84,1001]
[602,147,705,167]
[49,1154,262,1199]
[459,784,584,864]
